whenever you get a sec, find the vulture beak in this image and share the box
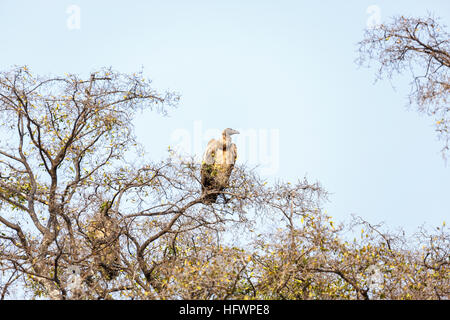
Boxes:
[229,129,240,135]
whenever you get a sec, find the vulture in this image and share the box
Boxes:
[200,128,239,204]
[87,201,121,280]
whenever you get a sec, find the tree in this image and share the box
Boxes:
[357,14,450,158]
[0,66,448,300]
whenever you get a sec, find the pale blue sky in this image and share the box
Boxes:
[1,0,449,232]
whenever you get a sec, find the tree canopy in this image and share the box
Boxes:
[0,65,448,300]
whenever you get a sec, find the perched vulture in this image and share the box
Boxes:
[200,128,239,203]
